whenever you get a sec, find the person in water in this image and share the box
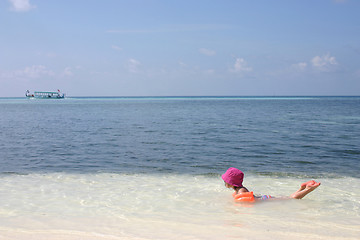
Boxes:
[222,167,321,200]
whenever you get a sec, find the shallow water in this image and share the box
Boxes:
[0,173,359,239]
[0,96,359,239]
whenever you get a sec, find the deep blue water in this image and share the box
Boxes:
[0,97,359,178]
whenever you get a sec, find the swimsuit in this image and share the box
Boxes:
[259,195,274,200]
[232,191,274,202]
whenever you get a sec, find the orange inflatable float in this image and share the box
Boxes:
[232,191,255,203]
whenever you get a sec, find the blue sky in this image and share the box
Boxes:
[1,0,359,97]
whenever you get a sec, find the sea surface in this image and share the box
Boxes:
[0,96,359,239]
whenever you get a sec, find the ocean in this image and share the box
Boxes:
[0,96,359,239]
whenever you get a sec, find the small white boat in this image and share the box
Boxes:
[26,90,65,99]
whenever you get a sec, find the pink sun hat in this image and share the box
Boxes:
[222,167,244,187]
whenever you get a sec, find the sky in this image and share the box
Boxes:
[1,0,360,97]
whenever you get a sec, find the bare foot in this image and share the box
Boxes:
[300,180,316,188]
[291,181,321,199]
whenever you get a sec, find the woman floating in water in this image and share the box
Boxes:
[222,167,321,202]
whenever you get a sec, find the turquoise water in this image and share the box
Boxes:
[0,96,359,239]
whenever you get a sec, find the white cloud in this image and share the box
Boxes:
[8,0,36,12]
[199,48,216,56]
[311,53,337,71]
[178,61,187,67]
[127,59,141,73]
[63,67,73,77]
[0,65,54,81]
[292,62,307,71]
[230,58,252,73]
[112,45,122,51]
[17,65,54,78]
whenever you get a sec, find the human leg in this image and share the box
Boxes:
[290,180,321,199]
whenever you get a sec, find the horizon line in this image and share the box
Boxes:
[1,95,360,99]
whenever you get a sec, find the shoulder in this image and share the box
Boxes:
[237,186,249,193]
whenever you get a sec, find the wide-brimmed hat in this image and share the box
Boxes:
[222,167,244,187]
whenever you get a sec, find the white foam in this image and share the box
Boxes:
[0,173,359,239]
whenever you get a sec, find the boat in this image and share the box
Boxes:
[26,90,65,99]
